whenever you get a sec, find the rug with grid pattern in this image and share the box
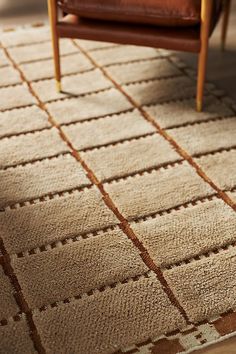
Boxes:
[0,24,236,354]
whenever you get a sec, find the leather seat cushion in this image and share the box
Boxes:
[58,0,202,27]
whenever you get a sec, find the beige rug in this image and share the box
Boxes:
[0,24,236,354]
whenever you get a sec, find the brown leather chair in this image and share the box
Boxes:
[47,0,231,111]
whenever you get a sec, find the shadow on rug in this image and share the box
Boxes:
[0,24,236,354]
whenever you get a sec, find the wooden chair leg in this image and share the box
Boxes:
[196,0,213,112]
[221,0,231,51]
[47,0,61,92]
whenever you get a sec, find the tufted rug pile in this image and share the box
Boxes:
[0,24,236,354]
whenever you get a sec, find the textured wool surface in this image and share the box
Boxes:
[20,52,93,81]
[0,25,236,354]
[0,65,21,87]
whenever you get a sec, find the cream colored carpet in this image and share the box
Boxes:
[0,25,236,354]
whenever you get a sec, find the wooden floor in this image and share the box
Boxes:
[0,0,48,26]
[178,1,236,101]
[1,1,236,353]
[195,335,236,354]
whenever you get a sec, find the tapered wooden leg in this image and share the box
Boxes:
[221,0,231,51]
[47,0,61,92]
[196,0,213,112]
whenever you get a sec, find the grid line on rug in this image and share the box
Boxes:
[75,39,236,212]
